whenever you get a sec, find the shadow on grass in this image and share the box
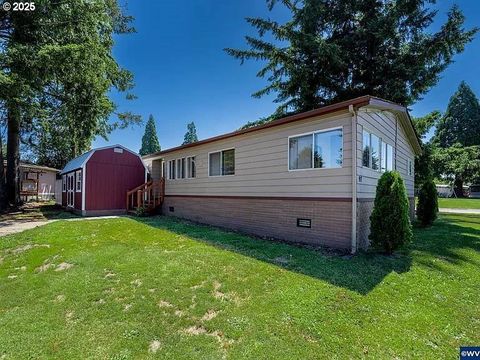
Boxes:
[134,216,416,295]
[0,202,78,223]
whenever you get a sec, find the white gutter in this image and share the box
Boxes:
[349,104,358,254]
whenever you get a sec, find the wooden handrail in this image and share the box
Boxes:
[127,180,152,196]
[126,178,165,212]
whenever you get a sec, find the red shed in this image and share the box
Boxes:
[60,145,147,216]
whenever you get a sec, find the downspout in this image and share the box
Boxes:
[349,105,358,254]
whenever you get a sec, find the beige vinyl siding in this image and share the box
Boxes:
[145,111,353,198]
[356,109,415,198]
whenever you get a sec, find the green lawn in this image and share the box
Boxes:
[438,197,480,209]
[1,215,479,359]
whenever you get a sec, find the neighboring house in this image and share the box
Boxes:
[59,145,147,216]
[143,96,421,252]
[3,161,59,201]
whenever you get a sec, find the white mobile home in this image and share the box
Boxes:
[142,96,421,252]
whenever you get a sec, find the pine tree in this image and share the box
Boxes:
[182,122,199,145]
[434,81,480,148]
[139,115,161,156]
[225,0,477,119]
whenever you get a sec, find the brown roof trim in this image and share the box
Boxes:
[143,95,373,158]
[143,95,421,158]
[165,194,351,202]
[2,160,60,173]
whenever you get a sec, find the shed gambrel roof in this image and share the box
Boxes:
[60,145,145,175]
[60,150,93,175]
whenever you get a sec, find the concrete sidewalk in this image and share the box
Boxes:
[439,208,480,215]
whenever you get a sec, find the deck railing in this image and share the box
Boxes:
[126,178,165,213]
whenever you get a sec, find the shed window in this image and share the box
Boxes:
[187,156,196,178]
[62,175,66,192]
[209,149,235,176]
[76,170,82,192]
[289,128,343,170]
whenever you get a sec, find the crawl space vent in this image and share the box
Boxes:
[297,218,311,228]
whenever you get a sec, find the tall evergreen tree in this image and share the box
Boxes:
[139,115,161,156]
[226,0,477,119]
[182,122,198,145]
[434,81,480,148]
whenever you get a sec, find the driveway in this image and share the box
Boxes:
[0,220,54,237]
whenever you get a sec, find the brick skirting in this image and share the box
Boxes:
[162,196,353,250]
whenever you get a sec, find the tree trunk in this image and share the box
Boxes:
[454,176,464,198]
[6,106,20,205]
[0,135,7,210]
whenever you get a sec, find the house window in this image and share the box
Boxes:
[175,158,185,179]
[187,156,196,178]
[408,159,413,176]
[62,175,66,192]
[363,129,388,172]
[168,160,176,180]
[76,170,82,192]
[209,149,235,176]
[381,143,394,172]
[289,128,343,170]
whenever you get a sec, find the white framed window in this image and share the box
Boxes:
[288,128,343,171]
[209,149,235,176]
[381,142,394,172]
[175,158,186,179]
[62,175,66,192]
[187,156,196,178]
[363,129,392,172]
[408,159,413,176]
[75,170,82,192]
[168,160,176,180]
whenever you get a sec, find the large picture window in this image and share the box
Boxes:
[289,128,343,170]
[209,149,235,176]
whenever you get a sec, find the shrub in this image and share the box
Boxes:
[416,179,438,226]
[369,171,412,254]
[135,206,148,217]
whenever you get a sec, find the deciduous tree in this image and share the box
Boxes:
[0,0,139,207]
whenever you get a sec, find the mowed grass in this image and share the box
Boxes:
[438,197,480,209]
[0,215,479,359]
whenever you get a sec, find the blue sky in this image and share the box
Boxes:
[93,0,480,152]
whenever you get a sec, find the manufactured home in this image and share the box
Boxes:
[141,96,421,252]
[3,161,59,201]
[60,145,147,216]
